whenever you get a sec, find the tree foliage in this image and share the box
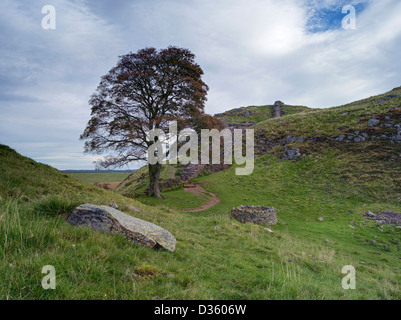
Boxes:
[81,46,217,197]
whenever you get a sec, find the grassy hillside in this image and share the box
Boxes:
[215,104,310,124]
[67,172,132,185]
[114,87,401,299]
[1,87,401,300]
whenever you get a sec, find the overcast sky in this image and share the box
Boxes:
[0,0,400,170]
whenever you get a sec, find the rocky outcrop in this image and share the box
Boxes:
[363,211,401,225]
[254,107,401,161]
[67,204,176,252]
[231,205,277,225]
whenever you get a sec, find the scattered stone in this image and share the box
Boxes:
[360,261,366,265]
[264,228,274,234]
[241,110,253,117]
[364,211,401,225]
[368,118,380,127]
[109,201,118,209]
[68,204,176,252]
[213,226,221,230]
[286,148,301,160]
[319,217,325,221]
[366,211,376,218]
[337,135,345,142]
[231,205,277,226]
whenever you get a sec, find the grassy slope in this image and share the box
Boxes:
[116,87,401,299]
[216,104,310,124]
[1,87,401,300]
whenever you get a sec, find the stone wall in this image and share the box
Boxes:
[231,205,277,225]
[273,101,284,118]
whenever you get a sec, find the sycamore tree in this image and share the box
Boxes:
[81,46,215,198]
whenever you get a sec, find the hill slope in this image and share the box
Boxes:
[1,87,401,300]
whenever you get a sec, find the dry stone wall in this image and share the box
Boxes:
[231,205,277,225]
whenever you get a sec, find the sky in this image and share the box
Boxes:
[0,0,401,170]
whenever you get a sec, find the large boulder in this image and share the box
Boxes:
[67,204,176,252]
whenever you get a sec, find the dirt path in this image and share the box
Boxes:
[182,183,220,212]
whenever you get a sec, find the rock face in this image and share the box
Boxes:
[67,204,176,252]
[231,205,277,225]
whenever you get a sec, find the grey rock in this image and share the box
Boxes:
[295,136,306,143]
[337,135,345,142]
[109,201,118,209]
[241,110,253,117]
[286,148,301,160]
[368,118,380,127]
[68,204,176,252]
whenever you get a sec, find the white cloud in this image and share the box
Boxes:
[0,0,400,169]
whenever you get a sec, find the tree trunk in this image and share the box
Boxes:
[148,163,162,198]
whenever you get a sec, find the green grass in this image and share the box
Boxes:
[112,87,401,299]
[216,104,310,124]
[1,87,401,300]
[67,172,132,184]
[135,187,210,211]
